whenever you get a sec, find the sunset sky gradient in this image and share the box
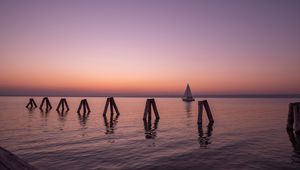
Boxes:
[1,0,300,96]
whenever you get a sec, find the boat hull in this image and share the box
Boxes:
[182,98,195,102]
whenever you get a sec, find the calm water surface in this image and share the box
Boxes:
[0,97,300,170]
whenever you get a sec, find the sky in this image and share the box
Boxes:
[0,0,300,96]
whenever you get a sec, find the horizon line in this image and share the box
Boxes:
[1,94,300,98]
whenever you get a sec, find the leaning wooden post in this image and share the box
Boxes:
[39,98,46,110]
[203,100,214,123]
[151,99,160,119]
[39,97,52,111]
[198,101,204,125]
[103,97,120,117]
[64,99,70,111]
[103,98,110,116]
[56,99,63,111]
[111,98,120,116]
[198,100,214,125]
[56,98,69,112]
[31,98,37,108]
[143,98,160,121]
[77,99,90,114]
[84,99,91,113]
[143,99,150,120]
[77,100,84,113]
[26,98,37,109]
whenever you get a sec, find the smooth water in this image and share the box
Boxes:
[0,97,300,170]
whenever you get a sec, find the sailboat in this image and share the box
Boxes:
[182,84,195,102]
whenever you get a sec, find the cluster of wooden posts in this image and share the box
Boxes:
[26,97,216,126]
[25,97,300,133]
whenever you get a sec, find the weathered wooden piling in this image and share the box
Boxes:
[143,98,160,121]
[287,102,300,132]
[26,98,37,109]
[198,100,214,125]
[77,99,91,114]
[39,97,52,111]
[56,98,69,112]
[103,97,120,118]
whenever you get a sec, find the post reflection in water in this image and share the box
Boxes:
[287,129,300,163]
[78,112,90,128]
[57,110,68,131]
[185,102,192,116]
[198,122,214,148]
[103,114,119,135]
[143,119,159,139]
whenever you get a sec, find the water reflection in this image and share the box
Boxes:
[58,111,68,131]
[185,102,192,115]
[103,115,119,135]
[287,129,300,163]
[198,122,214,148]
[143,119,159,139]
[78,112,90,127]
[40,110,49,118]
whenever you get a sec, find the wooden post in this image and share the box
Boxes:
[198,101,203,125]
[111,98,120,116]
[26,98,37,109]
[198,100,214,125]
[84,99,91,113]
[56,98,69,113]
[109,98,114,122]
[287,103,295,130]
[294,103,300,132]
[203,100,214,123]
[287,102,300,131]
[77,99,91,114]
[151,99,160,119]
[103,97,120,116]
[143,99,150,120]
[143,98,160,121]
[103,98,110,116]
[39,97,52,112]
[77,100,84,113]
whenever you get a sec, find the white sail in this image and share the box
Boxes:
[182,84,195,101]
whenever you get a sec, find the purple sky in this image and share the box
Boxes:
[0,0,300,96]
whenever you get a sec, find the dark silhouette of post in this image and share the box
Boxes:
[103,97,120,118]
[26,98,37,109]
[39,97,52,112]
[198,100,214,125]
[143,98,160,121]
[77,99,91,114]
[287,102,300,132]
[56,98,69,113]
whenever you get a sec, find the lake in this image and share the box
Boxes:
[0,97,300,169]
